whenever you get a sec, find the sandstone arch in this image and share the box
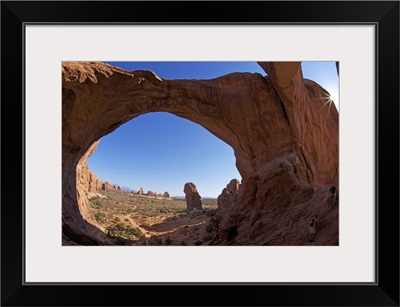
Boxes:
[62,62,338,245]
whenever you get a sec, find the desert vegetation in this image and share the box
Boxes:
[88,189,218,246]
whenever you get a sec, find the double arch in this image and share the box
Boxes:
[62,62,338,245]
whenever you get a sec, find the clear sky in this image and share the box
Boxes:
[87,62,338,197]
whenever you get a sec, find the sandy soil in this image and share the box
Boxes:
[88,190,217,246]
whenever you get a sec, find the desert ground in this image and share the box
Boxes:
[88,190,218,246]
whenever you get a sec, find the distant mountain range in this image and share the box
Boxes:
[172,196,185,200]
[172,196,217,201]
[202,197,218,201]
[121,187,137,193]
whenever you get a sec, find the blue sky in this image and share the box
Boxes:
[87,62,338,197]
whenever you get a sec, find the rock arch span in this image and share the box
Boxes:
[62,62,338,245]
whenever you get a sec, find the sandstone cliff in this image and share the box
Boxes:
[74,140,124,242]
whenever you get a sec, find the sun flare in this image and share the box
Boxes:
[320,91,335,111]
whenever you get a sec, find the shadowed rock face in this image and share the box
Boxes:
[217,179,241,210]
[62,61,338,245]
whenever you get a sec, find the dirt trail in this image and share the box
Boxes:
[88,190,217,246]
[132,212,215,246]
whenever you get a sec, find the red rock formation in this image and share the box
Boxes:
[217,179,241,210]
[213,154,338,245]
[100,181,120,191]
[133,188,170,198]
[75,140,100,225]
[163,192,170,198]
[73,139,126,244]
[184,182,203,211]
[62,61,338,245]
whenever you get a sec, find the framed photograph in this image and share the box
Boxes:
[2,1,399,306]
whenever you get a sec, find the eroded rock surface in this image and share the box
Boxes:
[72,140,125,244]
[63,61,338,245]
[217,179,241,211]
[212,154,338,245]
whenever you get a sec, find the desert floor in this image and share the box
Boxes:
[88,190,218,246]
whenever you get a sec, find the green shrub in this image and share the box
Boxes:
[106,222,145,240]
[89,197,103,209]
[94,212,106,223]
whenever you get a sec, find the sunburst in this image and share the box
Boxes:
[320,91,335,111]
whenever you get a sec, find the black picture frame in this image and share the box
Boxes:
[1,1,399,306]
